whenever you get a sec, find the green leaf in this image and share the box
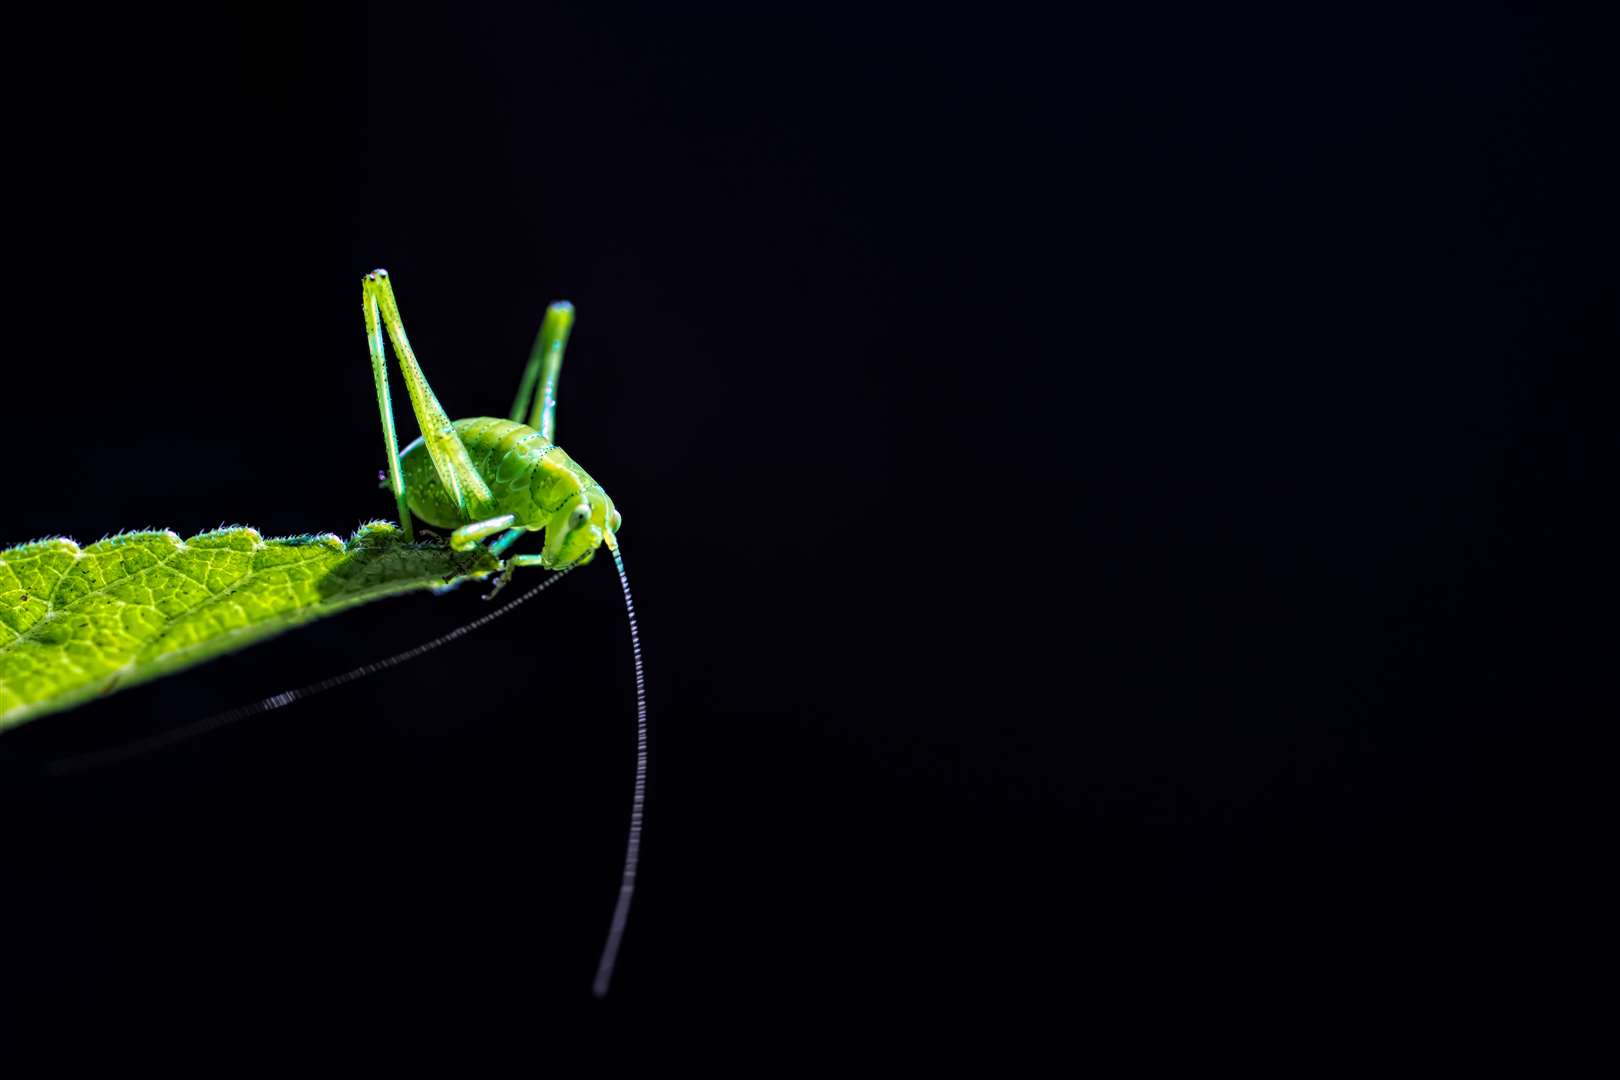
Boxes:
[0,521,499,731]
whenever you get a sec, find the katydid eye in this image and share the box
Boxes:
[570,502,591,528]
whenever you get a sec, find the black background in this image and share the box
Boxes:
[0,1,1603,1064]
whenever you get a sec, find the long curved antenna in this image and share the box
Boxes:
[48,570,574,776]
[592,544,648,998]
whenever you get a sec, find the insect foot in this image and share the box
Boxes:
[482,562,517,601]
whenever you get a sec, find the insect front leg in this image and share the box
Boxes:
[481,550,549,600]
[450,513,518,552]
[488,528,527,556]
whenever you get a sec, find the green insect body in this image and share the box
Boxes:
[400,418,620,570]
[362,270,621,574]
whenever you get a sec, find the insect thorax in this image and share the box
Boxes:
[399,417,601,529]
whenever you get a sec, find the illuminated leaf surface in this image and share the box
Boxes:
[0,522,498,731]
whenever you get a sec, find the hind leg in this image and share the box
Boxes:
[508,301,574,442]
[362,277,415,539]
[364,269,496,521]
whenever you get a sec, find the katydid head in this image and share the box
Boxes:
[542,490,622,568]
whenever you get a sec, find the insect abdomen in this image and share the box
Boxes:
[399,417,595,529]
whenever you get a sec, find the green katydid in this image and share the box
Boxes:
[1,269,649,996]
[363,268,622,577]
[363,268,647,997]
